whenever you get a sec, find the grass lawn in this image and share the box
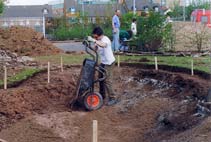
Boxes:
[0,68,41,87]
[119,55,211,73]
[36,53,211,73]
[34,54,90,65]
[1,53,210,87]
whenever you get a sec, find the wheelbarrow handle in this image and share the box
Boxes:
[94,66,107,83]
[82,40,98,63]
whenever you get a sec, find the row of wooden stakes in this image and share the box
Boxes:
[2,56,194,90]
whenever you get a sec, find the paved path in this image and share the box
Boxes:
[53,41,85,52]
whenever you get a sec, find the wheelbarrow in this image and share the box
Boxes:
[72,40,106,111]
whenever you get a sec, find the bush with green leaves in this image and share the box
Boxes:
[53,24,91,40]
[137,12,173,51]
[53,15,113,40]
[52,11,139,41]
[121,12,137,30]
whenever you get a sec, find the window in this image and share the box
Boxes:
[201,16,208,24]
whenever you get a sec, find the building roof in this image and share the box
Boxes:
[1,5,53,18]
[81,4,118,17]
[65,0,118,17]
[64,0,160,17]
[125,0,160,11]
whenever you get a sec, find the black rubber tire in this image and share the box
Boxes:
[207,88,211,102]
[206,88,211,106]
[84,92,103,111]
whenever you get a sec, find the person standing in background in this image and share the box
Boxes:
[112,9,121,52]
[131,18,137,36]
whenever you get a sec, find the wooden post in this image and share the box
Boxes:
[117,55,120,67]
[4,66,7,90]
[191,59,194,76]
[93,120,98,142]
[61,56,63,72]
[0,138,8,142]
[155,57,158,70]
[48,62,50,83]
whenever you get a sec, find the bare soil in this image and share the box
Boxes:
[0,65,210,142]
[0,27,61,56]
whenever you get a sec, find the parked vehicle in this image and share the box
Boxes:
[191,9,211,28]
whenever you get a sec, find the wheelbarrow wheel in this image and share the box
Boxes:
[206,88,211,109]
[84,92,103,111]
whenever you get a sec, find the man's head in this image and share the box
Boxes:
[132,18,137,23]
[115,9,121,16]
[92,26,104,40]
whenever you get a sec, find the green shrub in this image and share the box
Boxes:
[137,12,173,51]
[120,12,138,33]
[53,21,113,40]
[54,26,69,40]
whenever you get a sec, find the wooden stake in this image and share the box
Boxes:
[191,59,194,76]
[48,62,50,83]
[4,66,7,90]
[0,138,8,142]
[61,56,63,72]
[117,55,120,67]
[155,57,158,70]
[93,120,98,142]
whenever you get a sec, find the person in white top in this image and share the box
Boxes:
[131,18,137,36]
[87,27,118,106]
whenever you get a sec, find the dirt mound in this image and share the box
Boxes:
[0,27,61,56]
[0,67,79,130]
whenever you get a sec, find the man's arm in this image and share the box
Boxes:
[95,40,107,48]
[112,16,117,33]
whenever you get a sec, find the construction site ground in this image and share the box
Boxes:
[0,65,210,142]
[1,26,211,142]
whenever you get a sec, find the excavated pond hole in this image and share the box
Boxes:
[0,66,209,142]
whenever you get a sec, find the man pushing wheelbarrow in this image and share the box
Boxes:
[73,27,119,111]
[87,26,118,107]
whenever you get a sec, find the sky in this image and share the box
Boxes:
[7,0,53,5]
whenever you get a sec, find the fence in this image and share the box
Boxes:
[0,17,43,33]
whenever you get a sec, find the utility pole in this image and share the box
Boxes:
[82,0,84,17]
[63,0,67,27]
[210,0,211,26]
[133,0,136,15]
[183,0,186,21]
[82,0,85,36]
